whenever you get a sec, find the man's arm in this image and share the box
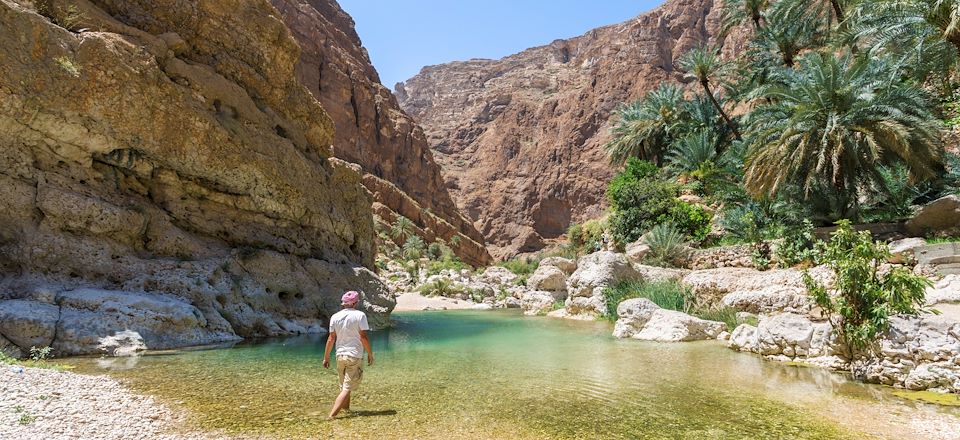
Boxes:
[359,330,374,366]
[322,332,336,369]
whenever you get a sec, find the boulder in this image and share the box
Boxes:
[0,334,24,359]
[539,257,577,275]
[613,298,726,342]
[625,241,651,263]
[634,265,688,283]
[479,266,519,286]
[888,238,927,264]
[728,324,758,352]
[97,330,148,357]
[906,195,960,236]
[503,297,521,309]
[567,251,642,298]
[754,313,835,358]
[0,300,60,351]
[54,289,239,355]
[527,265,568,296]
[521,291,557,316]
[926,275,960,306]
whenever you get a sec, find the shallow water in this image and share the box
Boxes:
[68,311,960,439]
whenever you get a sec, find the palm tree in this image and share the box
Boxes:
[391,216,415,245]
[756,0,828,67]
[402,236,425,260]
[743,52,942,216]
[848,0,959,81]
[665,130,721,177]
[604,83,687,166]
[678,47,742,141]
[721,0,770,35]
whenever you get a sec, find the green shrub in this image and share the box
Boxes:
[775,220,817,267]
[567,223,584,247]
[863,164,926,223]
[602,280,692,319]
[608,178,679,244]
[499,257,541,276]
[804,221,932,354]
[425,259,469,276]
[643,223,689,267]
[668,202,712,242]
[419,278,457,297]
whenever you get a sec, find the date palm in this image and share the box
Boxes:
[678,47,742,141]
[757,0,828,67]
[743,52,942,215]
[390,216,415,245]
[720,0,770,36]
[848,0,959,81]
[604,83,686,166]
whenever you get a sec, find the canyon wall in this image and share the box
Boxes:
[397,0,738,259]
[0,0,394,357]
[271,0,492,266]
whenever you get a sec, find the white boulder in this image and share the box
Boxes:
[521,291,557,316]
[527,265,568,296]
[539,257,577,275]
[613,298,726,342]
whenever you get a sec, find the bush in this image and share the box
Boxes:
[667,202,712,242]
[775,220,817,267]
[499,256,541,276]
[643,223,690,267]
[425,259,469,276]
[804,221,932,354]
[567,223,584,247]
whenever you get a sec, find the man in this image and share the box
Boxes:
[322,290,374,420]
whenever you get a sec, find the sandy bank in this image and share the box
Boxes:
[393,292,481,311]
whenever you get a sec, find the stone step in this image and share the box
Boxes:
[916,243,960,265]
[937,263,960,276]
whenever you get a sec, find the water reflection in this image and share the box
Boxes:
[65,311,959,439]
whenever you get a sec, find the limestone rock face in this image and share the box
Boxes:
[613,298,726,342]
[269,0,491,266]
[0,0,394,356]
[397,0,732,258]
[906,195,960,237]
[682,267,834,315]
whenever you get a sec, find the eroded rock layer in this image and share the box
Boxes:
[270,0,492,266]
[397,0,731,259]
[0,0,394,357]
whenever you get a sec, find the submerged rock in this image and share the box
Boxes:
[613,298,726,342]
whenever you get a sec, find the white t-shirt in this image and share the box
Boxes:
[329,308,369,359]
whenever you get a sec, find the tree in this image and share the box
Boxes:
[756,0,828,67]
[804,221,931,354]
[678,47,743,140]
[604,83,687,166]
[720,0,770,35]
[848,0,960,82]
[402,236,425,260]
[391,216,415,245]
[743,52,942,218]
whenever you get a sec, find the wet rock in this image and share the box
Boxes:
[97,330,148,357]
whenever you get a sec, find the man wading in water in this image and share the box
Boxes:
[323,291,375,420]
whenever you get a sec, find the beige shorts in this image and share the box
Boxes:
[336,355,363,391]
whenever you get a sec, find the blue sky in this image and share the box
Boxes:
[338,1,663,87]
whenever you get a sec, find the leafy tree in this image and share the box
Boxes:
[804,221,931,354]
[605,83,687,166]
[756,0,829,67]
[678,47,743,140]
[743,52,942,218]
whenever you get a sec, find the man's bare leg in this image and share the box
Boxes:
[344,392,351,411]
[328,389,351,419]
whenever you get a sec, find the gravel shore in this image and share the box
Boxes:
[0,365,218,440]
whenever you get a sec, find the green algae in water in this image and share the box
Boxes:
[892,390,960,406]
[68,311,898,439]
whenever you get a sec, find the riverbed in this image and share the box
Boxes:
[64,310,960,439]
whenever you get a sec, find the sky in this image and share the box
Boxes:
[338,0,663,87]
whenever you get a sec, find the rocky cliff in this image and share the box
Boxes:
[270,0,492,266]
[397,0,733,259]
[0,0,394,357]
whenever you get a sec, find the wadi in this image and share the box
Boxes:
[2,0,960,439]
